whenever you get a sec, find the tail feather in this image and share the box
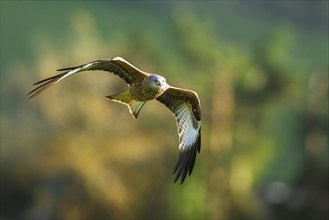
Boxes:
[106,90,145,119]
[128,100,145,118]
[106,90,132,104]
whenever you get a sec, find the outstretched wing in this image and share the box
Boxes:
[28,57,149,99]
[156,87,201,184]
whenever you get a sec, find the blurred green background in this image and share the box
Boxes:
[1,1,328,219]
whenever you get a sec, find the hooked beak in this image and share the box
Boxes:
[161,82,170,90]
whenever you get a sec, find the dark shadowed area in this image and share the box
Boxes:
[1,1,328,219]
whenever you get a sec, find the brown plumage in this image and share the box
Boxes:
[28,56,201,184]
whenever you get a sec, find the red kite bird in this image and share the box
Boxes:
[29,57,201,184]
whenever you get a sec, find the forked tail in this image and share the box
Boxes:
[106,90,145,119]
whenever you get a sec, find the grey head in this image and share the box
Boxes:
[148,74,170,92]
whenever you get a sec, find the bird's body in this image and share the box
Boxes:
[129,74,167,101]
[106,74,169,118]
[28,57,201,184]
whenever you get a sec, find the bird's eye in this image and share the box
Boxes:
[155,80,161,86]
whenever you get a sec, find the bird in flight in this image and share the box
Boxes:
[28,56,201,184]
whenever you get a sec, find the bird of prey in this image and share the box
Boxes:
[28,56,201,184]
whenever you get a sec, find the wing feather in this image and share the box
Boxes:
[156,87,201,184]
[28,57,148,99]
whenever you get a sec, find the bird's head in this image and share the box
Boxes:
[148,74,169,91]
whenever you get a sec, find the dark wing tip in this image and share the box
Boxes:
[56,64,84,72]
[56,67,74,71]
[27,72,67,99]
[173,133,201,184]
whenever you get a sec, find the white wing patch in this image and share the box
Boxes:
[156,87,201,184]
[176,105,200,151]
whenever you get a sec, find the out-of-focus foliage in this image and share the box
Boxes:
[1,1,328,220]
